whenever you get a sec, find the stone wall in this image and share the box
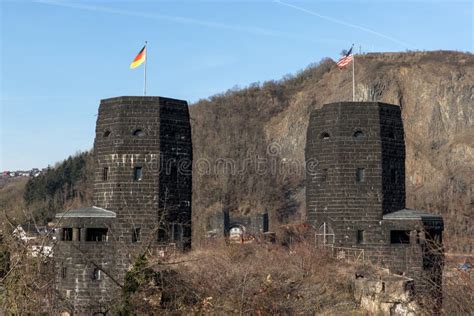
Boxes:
[353,273,419,315]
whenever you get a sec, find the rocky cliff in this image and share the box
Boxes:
[190,51,473,253]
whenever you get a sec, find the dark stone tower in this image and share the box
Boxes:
[54,96,192,315]
[94,96,192,248]
[305,102,443,307]
[306,102,405,247]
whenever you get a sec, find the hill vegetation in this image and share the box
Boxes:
[0,50,472,315]
[1,51,472,255]
[190,50,473,254]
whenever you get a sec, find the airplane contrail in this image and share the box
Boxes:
[274,0,415,49]
[34,0,336,44]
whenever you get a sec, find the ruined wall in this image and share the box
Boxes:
[353,273,419,315]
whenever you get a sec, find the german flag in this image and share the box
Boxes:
[130,45,146,69]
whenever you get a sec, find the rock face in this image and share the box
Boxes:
[353,273,419,315]
[190,51,473,253]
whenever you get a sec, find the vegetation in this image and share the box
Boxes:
[1,51,471,254]
[189,50,473,253]
[22,151,93,223]
[115,240,361,314]
[0,231,56,314]
[0,50,472,314]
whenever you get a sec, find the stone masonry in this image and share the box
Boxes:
[54,96,192,315]
[305,102,444,309]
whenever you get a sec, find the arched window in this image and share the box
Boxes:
[132,129,145,137]
[353,130,364,139]
[103,130,111,138]
[320,132,330,140]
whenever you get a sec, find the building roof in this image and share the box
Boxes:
[383,208,442,221]
[55,206,116,218]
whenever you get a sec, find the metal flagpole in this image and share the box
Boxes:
[144,41,147,96]
[352,49,355,101]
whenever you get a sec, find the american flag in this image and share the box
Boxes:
[337,46,353,69]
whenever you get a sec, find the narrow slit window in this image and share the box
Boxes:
[356,168,365,183]
[357,230,365,244]
[134,167,143,181]
[103,130,111,138]
[61,266,67,279]
[103,167,109,181]
[92,268,101,281]
[132,228,141,243]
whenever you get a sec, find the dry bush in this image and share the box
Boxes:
[0,232,57,313]
[115,239,362,314]
[441,259,474,315]
[160,240,360,314]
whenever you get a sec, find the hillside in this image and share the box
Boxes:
[0,152,93,233]
[190,51,473,253]
[7,51,472,254]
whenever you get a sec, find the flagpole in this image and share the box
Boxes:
[352,46,355,101]
[144,41,147,96]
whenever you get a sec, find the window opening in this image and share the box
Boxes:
[134,167,143,181]
[390,230,410,244]
[86,228,108,242]
[356,168,365,183]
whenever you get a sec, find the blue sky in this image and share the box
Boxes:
[1,0,472,170]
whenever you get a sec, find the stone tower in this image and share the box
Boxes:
[306,102,405,247]
[54,96,192,315]
[305,102,443,303]
[93,96,192,247]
